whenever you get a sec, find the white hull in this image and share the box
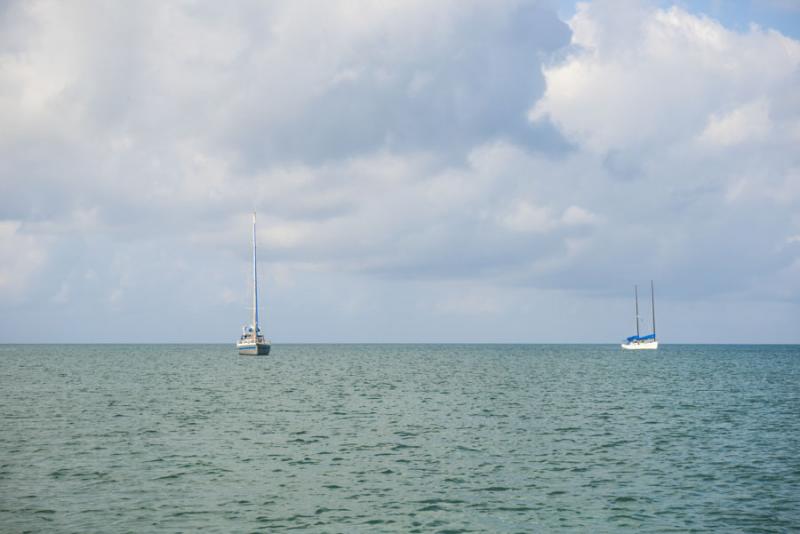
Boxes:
[237,340,271,355]
[621,340,658,350]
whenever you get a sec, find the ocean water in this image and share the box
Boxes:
[1,344,799,532]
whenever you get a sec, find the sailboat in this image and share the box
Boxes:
[621,280,658,350]
[236,212,271,355]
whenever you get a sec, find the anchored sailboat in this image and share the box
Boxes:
[236,212,271,355]
[621,280,658,350]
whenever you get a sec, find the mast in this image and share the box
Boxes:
[634,284,640,338]
[252,212,259,339]
[651,280,656,339]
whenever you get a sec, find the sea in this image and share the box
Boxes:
[1,344,798,532]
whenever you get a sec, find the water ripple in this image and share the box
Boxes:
[1,343,799,531]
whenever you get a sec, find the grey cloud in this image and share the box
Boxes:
[603,149,643,181]
[222,2,572,166]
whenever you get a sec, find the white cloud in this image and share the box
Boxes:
[531,2,800,153]
[520,1,800,308]
[499,201,558,233]
[561,205,598,226]
[697,99,771,147]
[498,201,598,233]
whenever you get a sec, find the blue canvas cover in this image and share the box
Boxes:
[627,333,655,342]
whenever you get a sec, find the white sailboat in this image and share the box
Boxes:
[236,212,271,356]
[621,280,658,350]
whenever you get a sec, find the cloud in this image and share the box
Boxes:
[0,221,47,300]
[524,1,800,302]
[0,0,579,340]
[0,0,798,342]
[697,99,771,147]
[531,1,800,153]
[498,201,598,233]
[0,0,573,224]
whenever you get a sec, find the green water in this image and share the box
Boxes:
[1,344,799,532]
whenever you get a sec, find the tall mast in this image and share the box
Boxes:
[634,284,640,338]
[252,212,259,338]
[651,280,656,338]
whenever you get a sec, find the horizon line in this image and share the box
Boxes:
[2,341,799,346]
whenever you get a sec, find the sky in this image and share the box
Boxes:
[1,0,799,344]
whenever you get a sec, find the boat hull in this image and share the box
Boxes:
[621,340,658,350]
[237,342,271,355]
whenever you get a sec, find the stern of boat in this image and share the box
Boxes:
[237,340,271,355]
